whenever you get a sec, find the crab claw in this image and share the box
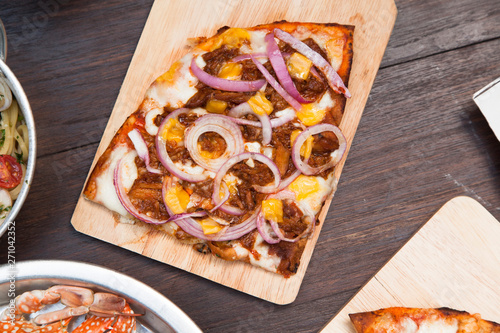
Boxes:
[33,305,89,325]
[0,318,71,333]
[89,293,127,317]
[72,304,137,333]
[47,285,94,308]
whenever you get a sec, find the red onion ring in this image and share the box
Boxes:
[273,28,351,98]
[190,57,266,92]
[270,216,313,243]
[291,123,346,175]
[162,176,256,240]
[277,168,302,191]
[265,190,314,243]
[250,55,303,111]
[114,158,168,225]
[227,103,272,145]
[270,108,296,128]
[230,53,267,63]
[156,109,208,182]
[184,114,244,172]
[210,182,230,213]
[128,128,162,175]
[228,107,296,129]
[173,207,259,242]
[265,33,312,104]
[213,153,281,214]
[166,210,207,223]
[256,212,280,244]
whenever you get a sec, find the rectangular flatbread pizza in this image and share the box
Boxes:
[83,21,354,277]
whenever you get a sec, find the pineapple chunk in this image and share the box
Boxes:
[290,129,314,159]
[288,175,320,201]
[262,198,284,223]
[248,91,273,116]
[207,28,251,51]
[200,218,223,235]
[218,62,242,80]
[206,99,228,114]
[164,184,190,214]
[287,52,312,80]
[161,118,185,143]
[296,102,327,126]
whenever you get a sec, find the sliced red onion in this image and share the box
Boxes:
[210,182,230,213]
[156,109,208,182]
[265,33,312,104]
[190,57,265,92]
[213,153,281,219]
[184,114,244,172]
[291,123,346,175]
[230,53,267,63]
[227,103,272,145]
[128,128,162,175]
[270,216,313,243]
[250,55,303,111]
[264,190,313,243]
[167,211,207,223]
[174,206,260,241]
[256,212,280,244]
[274,28,351,98]
[228,107,295,129]
[114,159,168,225]
[270,108,296,128]
[277,169,302,191]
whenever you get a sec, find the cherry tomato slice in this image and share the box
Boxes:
[0,155,23,189]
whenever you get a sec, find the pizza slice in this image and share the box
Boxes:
[349,307,500,333]
[83,21,354,277]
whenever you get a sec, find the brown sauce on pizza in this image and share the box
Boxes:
[84,22,355,278]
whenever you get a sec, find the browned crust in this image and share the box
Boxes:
[84,21,355,277]
[349,307,500,333]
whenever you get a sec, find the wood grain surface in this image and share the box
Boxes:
[70,0,397,304]
[0,0,499,331]
[320,196,500,332]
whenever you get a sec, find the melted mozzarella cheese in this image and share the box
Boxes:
[94,145,138,217]
[240,30,268,55]
[174,160,215,179]
[244,141,261,167]
[146,53,198,108]
[289,173,336,217]
[248,234,280,272]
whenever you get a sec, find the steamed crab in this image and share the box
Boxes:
[0,285,139,332]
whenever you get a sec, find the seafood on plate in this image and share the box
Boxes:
[0,285,140,332]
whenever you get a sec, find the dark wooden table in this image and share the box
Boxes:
[1,0,499,332]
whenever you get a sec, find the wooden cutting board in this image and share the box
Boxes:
[320,196,500,332]
[71,0,397,304]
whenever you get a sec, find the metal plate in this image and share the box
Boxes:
[0,260,202,332]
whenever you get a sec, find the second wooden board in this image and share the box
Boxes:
[71,0,397,304]
[320,196,500,331]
